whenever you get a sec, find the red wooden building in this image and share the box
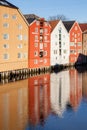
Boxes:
[63,21,82,64]
[28,74,50,125]
[24,14,51,69]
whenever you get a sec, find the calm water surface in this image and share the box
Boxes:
[0,68,87,130]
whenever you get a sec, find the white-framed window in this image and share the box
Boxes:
[3,53,9,60]
[18,24,22,29]
[44,36,47,41]
[35,27,38,33]
[44,51,47,56]
[36,21,39,25]
[44,59,47,63]
[3,23,9,28]
[3,14,9,18]
[34,59,38,64]
[44,28,48,33]
[34,43,38,47]
[44,43,47,47]
[44,22,48,26]
[18,53,22,59]
[12,14,17,19]
[34,51,38,56]
[23,53,27,58]
[3,34,9,40]
[35,35,38,40]
[3,44,9,49]
[17,44,22,48]
[75,26,78,30]
[17,35,22,40]
[40,43,43,49]
[24,35,27,40]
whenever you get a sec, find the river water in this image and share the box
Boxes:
[0,68,87,130]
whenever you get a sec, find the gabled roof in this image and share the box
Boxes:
[63,21,75,32]
[24,14,40,24]
[79,23,87,32]
[49,20,60,32]
[0,0,18,9]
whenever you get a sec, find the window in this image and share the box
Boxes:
[34,59,38,64]
[3,34,9,40]
[12,14,17,19]
[3,53,9,59]
[44,28,48,33]
[39,51,43,58]
[40,43,43,49]
[59,49,61,55]
[75,26,78,30]
[34,51,38,56]
[3,44,9,48]
[35,35,38,41]
[17,35,22,40]
[44,36,47,41]
[17,44,22,48]
[18,53,22,58]
[55,34,58,38]
[34,43,38,47]
[44,22,48,26]
[59,34,61,40]
[70,42,74,46]
[23,53,27,58]
[44,43,47,47]
[36,21,39,25]
[18,24,22,29]
[3,14,9,18]
[63,50,67,54]
[35,27,38,33]
[44,59,47,63]
[44,51,47,56]
[3,23,9,28]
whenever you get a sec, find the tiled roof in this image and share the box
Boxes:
[49,20,60,32]
[24,14,40,24]
[0,0,18,9]
[63,21,75,32]
[79,23,87,32]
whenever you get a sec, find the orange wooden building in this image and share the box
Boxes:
[24,14,51,70]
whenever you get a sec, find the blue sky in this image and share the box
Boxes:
[8,0,87,22]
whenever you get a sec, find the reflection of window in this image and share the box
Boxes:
[3,34,9,40]
[3,53,9,59]
[34,59,38,64]
[18,53,22,58]
[3,23,9,28]
[3,44,9,48]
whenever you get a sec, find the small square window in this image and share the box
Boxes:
[3,34,9,40]
[3,23,9,28]
[3,53,9,59]
[12,14,17,19]
[17,44,22,48]
[18,53,22,58]
[3,14,9,18]
[3,44,9,48]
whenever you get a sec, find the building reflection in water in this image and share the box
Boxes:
[28,74,50,126]
[82,72,87,101]
[50,68,82,117]
[69,69,82,111]
[50,70,70,117]
[0,79,28,130]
